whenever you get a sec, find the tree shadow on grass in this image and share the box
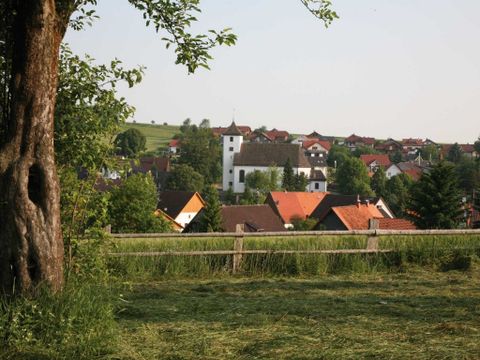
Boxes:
[117,277,480,330]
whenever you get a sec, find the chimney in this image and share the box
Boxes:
[365,199,370,207]
[356,194,361,208]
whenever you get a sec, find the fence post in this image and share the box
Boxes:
[233,224,244,273]
[366,229,379,251]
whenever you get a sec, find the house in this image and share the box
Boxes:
[308,170,328,192]
[401,138,424,155]
[360,154,391,173]
[130,156,171,190]
[385,161,428,181]
[310,194,395,220]
[302,139,331,154]
[375,138,403,154]
[316,203,385,230]
[154,209,184,232]
[168,139,181,154]
[344,134,375,151]
[265,191,328,227]
[440,143,478,159]
[222,122,313,193]
[156,191,205,228]
[249,129,290,143]
[184,204,286,233]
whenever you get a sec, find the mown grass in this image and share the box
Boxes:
[114,267,480,359]
[121,122,180,152]
[109,234,480,279]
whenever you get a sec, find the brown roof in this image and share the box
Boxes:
[265,129,289,141]
[345,134,375,145]
[234,143,311,168]
[360,154,391,168]
[157,191,204,219]
[223,122,243,136]
[169,139,180,147]
[402,138,424,146]
[221,205,286,232]
[266,192,328,224]
[131,157,170,173]
[94,177,122,192]
[377,218,416,230]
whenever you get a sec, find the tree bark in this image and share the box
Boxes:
[0,0,69,294]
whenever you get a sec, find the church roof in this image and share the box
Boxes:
[233,143,311,168]
[223,121,243,136]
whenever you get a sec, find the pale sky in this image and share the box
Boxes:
[64,0,480,143]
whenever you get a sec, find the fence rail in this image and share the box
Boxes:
[111,229,480,239]
[109,229,480,273]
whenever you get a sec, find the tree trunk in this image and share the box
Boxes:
[0,0,69,294]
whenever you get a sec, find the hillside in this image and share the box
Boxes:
[120,122,180,152]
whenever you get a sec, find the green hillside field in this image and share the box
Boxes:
[120,122,180,152]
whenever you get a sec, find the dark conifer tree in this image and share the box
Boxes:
[200,185,223,232]
[409,161,463,229]
[371,167,388,198]
[282,158,295,191]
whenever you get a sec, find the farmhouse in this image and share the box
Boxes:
[222,122,318,193]
[265,191,328,228]
[184,204,286,233]
[156,191,205,228]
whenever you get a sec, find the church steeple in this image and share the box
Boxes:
[223,121,243,136]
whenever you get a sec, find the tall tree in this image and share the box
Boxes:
[336,157,374,196]
[385,174,411,217]
[0,0,336,294]
[200,185,223,232]
[177,126,222,184]
[293,173,309,191]
[409,162,463,229]
[114,128,147,157]
[165,164,204,192]
[371,167,387,198]
[447,143,464,164]
[282,158,295,190]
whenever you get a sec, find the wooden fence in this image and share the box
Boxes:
[110,229,480,273]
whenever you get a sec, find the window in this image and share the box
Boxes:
[229,181,233,187]
[315,183,319,190]
[229,147,234,151]
[239,170,245,183]
[229,169,233,174]
[230,136,234,142]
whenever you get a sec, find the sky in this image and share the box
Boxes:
[64,0,480,143]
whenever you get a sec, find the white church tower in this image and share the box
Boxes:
[222,122,243,191]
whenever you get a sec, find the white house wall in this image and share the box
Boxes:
[175,212,199,228]
[233,166,312,193]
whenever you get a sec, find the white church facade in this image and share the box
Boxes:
[222,122,326,193]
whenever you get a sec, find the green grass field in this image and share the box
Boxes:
[121,122,180,152]
[115,268,480,359]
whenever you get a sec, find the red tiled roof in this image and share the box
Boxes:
[169,139,180,147]
[266,191,328,224]
[302,139,332,152]
[345,134,375,145]
[331,204,384,230]
[377,218,416,230]
[265,130,289,141]
[360,154,391,168]
[402,138,424,146]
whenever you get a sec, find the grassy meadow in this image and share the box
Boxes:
[115,269,480,359]
[121,122,180,152]
[2,233,480,359]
